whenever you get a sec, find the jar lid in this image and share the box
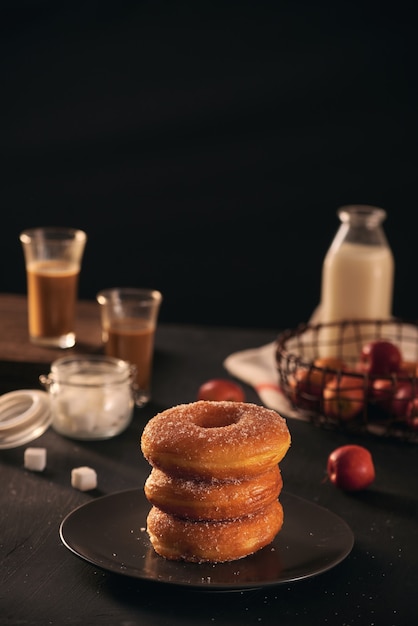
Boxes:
[49,354,133,385]
[0,389,52,449]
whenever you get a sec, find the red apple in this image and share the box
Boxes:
[389,381,414,417]
[360,340,402,376]
[197,378,246,402]
[313,357,347,371]
[288,358,345,411]
[288,367,326,410]
[401,361,418,377]
[406,397,418,430]
[371,377,395,412]
[323,375,365,421]
[371,377,393,399]
[327,444,375,491]
[371,379,413,418]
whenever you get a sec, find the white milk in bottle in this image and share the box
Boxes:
[318,205,394,360]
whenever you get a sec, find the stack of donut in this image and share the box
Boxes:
[141,400,291,563]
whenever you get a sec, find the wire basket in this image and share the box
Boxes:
[276,319,418,442]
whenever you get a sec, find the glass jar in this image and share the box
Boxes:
[320,205,394,322]
[40,355,135,440]
[318,205,395,359]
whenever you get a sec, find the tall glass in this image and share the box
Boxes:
[20,227,87,348]
[96,287,163,407]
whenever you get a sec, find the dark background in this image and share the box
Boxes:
[1,1,417,330]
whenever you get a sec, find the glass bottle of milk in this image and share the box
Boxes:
[318,205,394,359]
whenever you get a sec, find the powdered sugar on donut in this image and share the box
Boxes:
[141,400,291,480]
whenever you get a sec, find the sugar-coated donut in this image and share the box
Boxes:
[143,528,284,583]
[144,465,283,521]
[141,400,291,480]
[146,499,284,563]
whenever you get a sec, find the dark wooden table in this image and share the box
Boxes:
[1,294,417,625]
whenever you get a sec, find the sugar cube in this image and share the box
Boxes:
[71,466,97,491]
[24,447,47,472]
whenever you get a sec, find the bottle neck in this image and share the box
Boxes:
[335,205,389,247]
[338,205,386,229]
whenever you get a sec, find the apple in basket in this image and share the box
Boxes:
[288,357,346,411]
[360,339,402,376]
[370,377,395,411]
[406,397,418,430]
[371,378,414,418]
[323,374,365,421]
[401,361,418,377]
[314,357,347,371]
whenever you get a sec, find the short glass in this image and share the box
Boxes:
[19,227,87,348]
[96,287,163,407]
[40,355,135,440]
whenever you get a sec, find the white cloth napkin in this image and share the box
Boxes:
[223,307,323,418]
[223,341,302,419]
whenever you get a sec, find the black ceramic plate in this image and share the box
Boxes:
[60,489,354,591]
